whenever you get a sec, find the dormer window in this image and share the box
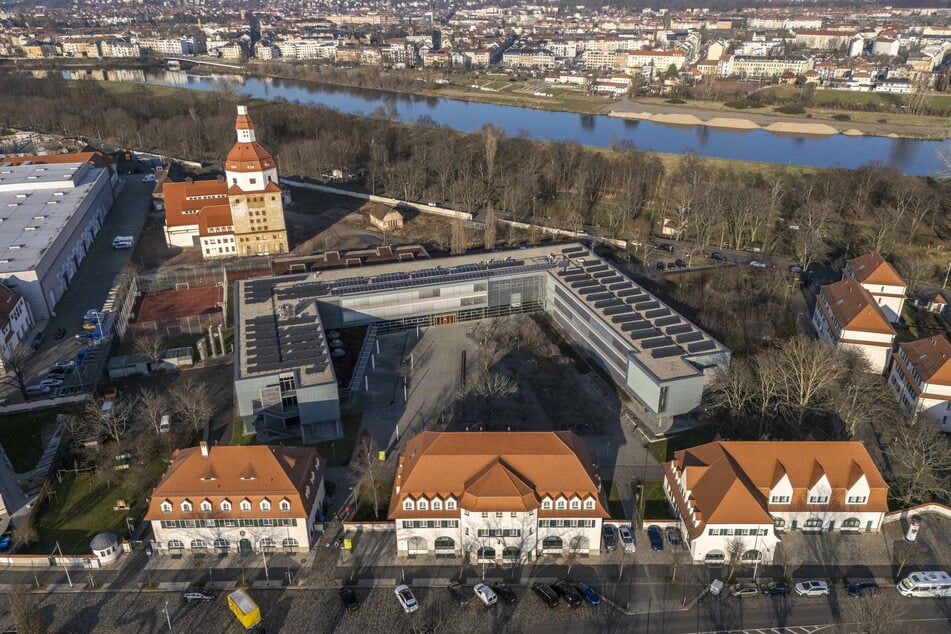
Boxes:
[432,499,442,511]
[446,498,456,511]
[220,500,232,512]
[403,499,414,511]
[570,498,581,510]
[808,495,829,504]
[160,500,172,514]
[279,499,291,512]
[583,498,595,510]
[260,499,271,512]
[240,499,252,512]
[556,498,567,510]
[541,499,552,510]
[305,486,311,499]
[181,500,193,513]
[417,499,428,511]
[770,495,791,504]
[847,496,867,504]
[200,500,212,512]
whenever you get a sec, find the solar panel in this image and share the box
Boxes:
[644,308,670,319]
[633,300,660,311]
[603,305,630,316]
[594,299,623,310]
[641,336,675,349]
[654,316,680,327]
[651,346,684,359]
[616,288,641,298]
[628,328,661,341]
[562,246,586,254]
[676,331,704,344]
[666,323,692,335]
[687,340,717,354]
[611,313,639,324]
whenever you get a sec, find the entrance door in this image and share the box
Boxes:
[239,538,252,553]
[434,313,456,326]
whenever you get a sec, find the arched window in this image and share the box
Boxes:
[220,500,232,512]
[160,501,172,513]
[434,536,455,551]
[260,499,271,512]
[403,499,414,511]
[240,499,252,512]
[842,517,861,529]
[704,550,725,563]
[542,536,563,550]
[260,537,276,550]
[167,540,184,550]
[181,500,193,513]
[213,538,229,550]
[446,498,457,511]
[282,538,299,549]
[804,517,823,529]
[742,550,762,561]
[583,498,595,510]
[569,498,581,510]
[477,546,496,560]
[279,499,291,512]
[541,499,552,510]
[200,500,212,512]
[190,539,207,549]
[502,547,521,560]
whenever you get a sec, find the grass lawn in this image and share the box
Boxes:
[640,480,675,520]
[603,480,627,519]
[315,413,362,467]
[646,425,717,464]
[897,304,946,343]
[0,409,59,473]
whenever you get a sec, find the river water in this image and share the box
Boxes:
[63,69,950,175]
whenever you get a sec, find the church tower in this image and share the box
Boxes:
[226,105,288,256]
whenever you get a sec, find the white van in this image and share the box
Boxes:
[897,571,951,597]
[159,414,171,433]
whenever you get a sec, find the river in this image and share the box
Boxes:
[63,69,950,176]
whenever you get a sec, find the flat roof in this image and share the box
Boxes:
[0,162,107,275]
[236,244,726,384]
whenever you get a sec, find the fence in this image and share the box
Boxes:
[280,179,474,221]
[884,502,951,523]
[127,312,223,338]
[137,260,263,294]
[0,554,101,569]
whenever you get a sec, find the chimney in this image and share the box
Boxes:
[200,441,209,457]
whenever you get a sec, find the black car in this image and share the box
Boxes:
[665,526,682,547]
[847,582,880,597]
[31,332,44,350]
[532,583,559,608]
[655,262,666,272]
[553,580,583,608]
[339,587,359,611]
[710,252,727,261]
[492,583,518,605]
[761,582,790,596]
[448,581,471,605]
[657,243,674,252]
[54,327,66,339]
[674,259,687,269]
[602,524,618,552]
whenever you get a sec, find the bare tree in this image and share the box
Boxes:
[137,388,169,434]
[837,590,908,634]
[351,434,386,520]
[11,516,38,552]
[894,539,922,580]
[885,415,951,505]
[483,203,497,250]
[84,396,135,445]
[59,410,93,441]
[725,537,746,581]
[1,344,33,400]
[132,333,164,367]
[791,199,834,269]
[450,219,467,255]
[7,584,47,634]
[170,378,214,433]
[771,336,849,430]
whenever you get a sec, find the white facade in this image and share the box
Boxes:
[0,287,33,370]
[199,233,237,259]
[888,341,951,432]
[812,303,894,372]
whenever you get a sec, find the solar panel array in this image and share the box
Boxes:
[244,312,329,376]
[556,257,718,362]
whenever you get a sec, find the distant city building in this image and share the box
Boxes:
[0,152,117,319]
[390,431,609,560]
[146,442,325,555]
[665,441,889,563]
[163,106,289,259]
[888,335,951,432]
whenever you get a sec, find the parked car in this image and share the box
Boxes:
[141,174,156,182]
[0,531,11,551]
[338,587,359,612]
[31,331,44,350]
[655,262,665,272]
[730,583,759,597]
[794,580,830,597]
[39,378,64,388]
[761,582,790,596]
[531,583,559,608]
[74,332,92,344]
[674,259,687,269]
[473,583,497,607]
[618,525,636,553]
[647,525,664,551]
[847,582,879,597]
[25,385,52,397]
[182,590,216,602]
[448,581,471,606]
[657,242,674,252]
[395,585,419,613]
[749,260,767,269]
[84,309,104,320]
[710,252,727,261]
[575,582,601,606]
[665,526,683,548]
[602,524,618,552]
[492,583,518,605]
[53,327,66,340]
[53,360,77,371]
[553,580,582,608]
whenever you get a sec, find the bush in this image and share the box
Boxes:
[877,118,887,124]
[832,114,851,121]
[774,105,806,115]
[666,98,686,104]
[725,100,752,109]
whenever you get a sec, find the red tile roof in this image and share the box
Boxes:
[845,252,906,287]
[898,335,951,386]
[197,204,235,235]
[819,277,895,335]
[162,180,228,228]
[225,142,275,173]
[0,284,24,333]
[0,151,112,168]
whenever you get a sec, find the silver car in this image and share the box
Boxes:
[618,525,636,553]
[395,584,419,613]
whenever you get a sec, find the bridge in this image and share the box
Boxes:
[163,57,244,70]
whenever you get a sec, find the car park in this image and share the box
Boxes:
[602,524,618,552]
[492,584,517,605]
[448,581,471,606]
[182,590,215,602]
[847,582,879,597]
[749,260,767,269]
[395,584,419,613]
[575,582,601,606]
[618,525,636,553]
[647,525,664,551]
[338,587,359,612]
[761,582,790,596]
[665,526,682,548]
[473,583,497,607]
[795,580,830,597]
[532,583,559,608]
[553,580,582,608]
[730,583,759,598]
[655,262,665,272]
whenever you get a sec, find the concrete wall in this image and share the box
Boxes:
[280,179,473,221]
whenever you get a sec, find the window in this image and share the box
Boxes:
[583,498,595,510]
[570,499,581,510]
[446,499,456,510]
[495,512,503,518]
[160,501,172,514]
[259,499,271,512]
[200,500,212,513]
[808,495,829,504]
[260,537,276,550]
[432,499,442,511]
[847,496,867,504]
[167,540,184,550]
[510,512,517,518]
[240,499,252,512]
[542,499,552,510]
[481,512,488,518]
[403,499,414,511]
[181,500,193,513]
[279,499,291,512]
[305,486,310,499]
[542,536,563,550]
[190,539,207,549]
[842,517,861,529]
[418,499,428,511]
[213,538,229,549]
[770,496,790,504]
[282,538,299,549]
[556,499,567,510]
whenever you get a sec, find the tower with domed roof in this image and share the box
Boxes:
[226,105,288,256]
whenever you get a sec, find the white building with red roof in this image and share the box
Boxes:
[888,335,951,432]
[390,431,610,562]
[0,283,32,372]
[664,441,888,564]
[812,276,896,372]
[843,252,907,323]
[146,442,325,555]
[163,106,288,259]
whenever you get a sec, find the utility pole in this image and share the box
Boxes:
[53,542,73,588]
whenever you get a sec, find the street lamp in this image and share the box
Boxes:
[52,541,73,588]
[162,600,172,631]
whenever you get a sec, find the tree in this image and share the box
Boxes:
[170,378,214,433]
[894,539,922,580]
[351,434,386,520]
[7,585,47,634]
[838,590,908,634]
[132,333,164,367]
[791,199,833,269]
[11,516,38,552]
[771,336,849,430]
[1,344,33,400]
[725,536,746,581]
[484,203,497,250]
[450,219,467,255]
[137,388,169,434]
[885,415,951,505]
[84,396,135,446]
